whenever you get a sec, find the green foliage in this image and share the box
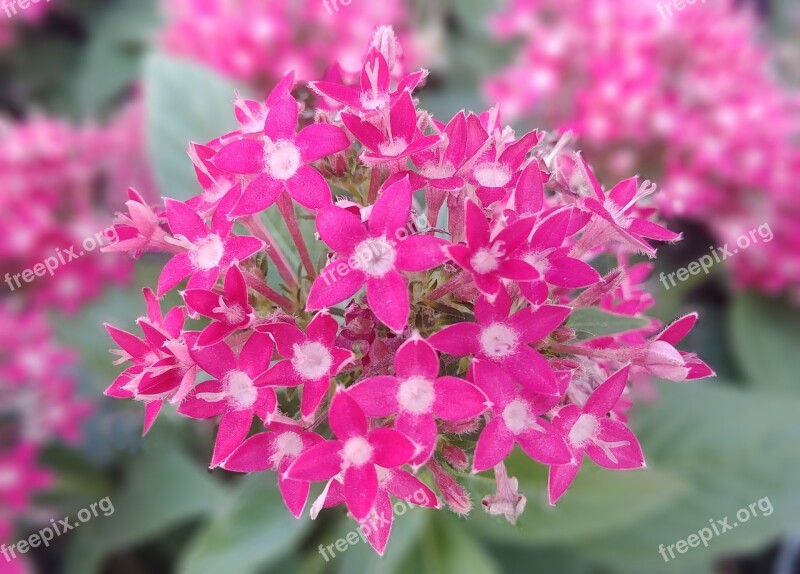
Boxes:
[566,308,650,340]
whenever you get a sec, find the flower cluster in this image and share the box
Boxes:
[161,0,420,88]
[105,29,712,554]
[485,0,800,300]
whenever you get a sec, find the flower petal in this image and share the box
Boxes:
[395,337,440,380]
[230,174,281,217]
[548,459,582,505]
[427,323,481,356]
[286,440,343,481]
[329,389,368,439]
[212,139,264,174]
[517,422,573,465]
[433,377,490,421]
[366,271,410,333]
[345,464,378,521]
[368,427,416,468]
[157,253,193,297]
[316,205,367,254]
[584,365,631,416]
[211,409,254,467]
[585,419,645,470]
[296,123,350,163]
[348,376,399,417]
[306,261,366,310]
[473,417,515,473]
[368,177,412,237]
[395,235,449,272]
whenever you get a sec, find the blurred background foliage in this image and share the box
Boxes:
[3,0,800,573]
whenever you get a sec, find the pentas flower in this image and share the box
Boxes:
[179,331,277,467]
[429,288,571,395]
[307,177,448,331]
[104,29,712,554]
[286,389,416,521]
[158,198,264,296]
[256,312,354,420]
[548,365,645,505]
[349,335,490,467]
[221,421,324,518]
[0,444,52,513]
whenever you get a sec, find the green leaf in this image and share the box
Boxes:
[177,475,311,574]
[145,53,246,201]
[464,451,688,546]
[730,292,800,394]
[575,381,800,570]
[566,308,650,341]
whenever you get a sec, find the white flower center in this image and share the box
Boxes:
[474,163,512,188]
[397,376,436,415]
[353,236,397,278]
[292,342,333,381]
[378,138,408,157]
[213,297,247,325]
[419,162,455,179]
[360,91,390,111]
[270,431,303,466]
[471,248,500,274]
[225,370,258,410]
[502,399,532,435]
[266,141,301,181]
[191,234,224,270]
[341,436,373,468]
[480,323,519,359]
[523,251,549,276]
[568,414,599,447]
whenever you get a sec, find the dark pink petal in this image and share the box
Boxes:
[505,346,558,395]
[517,423,573,465]
[433,377,490,421]
[296,123,350,163]
[471,359,516,406]
[586,419,645,470]
[348,376,399,417]
[341,113,385,151]
[157,253,193,296]
[530,209,571,250]
[286,440,343,481]
[548,460,582,505]
[211,409,253,467]
[473,273,503,300]
[387,469,440,508]
[264,96,299,140]
[165,199,209,241]
[267,71,296,105]
[306,261,366,310]
[258,322,304,357]
[396,413,437,467]
[224,235,265,262]
[628,219,682,242]
[464,200,490,248]
[190,339,237,379]
[584,365,631,416]
[222,432,275,472]
[359,490,393,556]
[177,381,227,419]
[278,474,311,518]
[345,464,378,521]
[509,304,572,343]
[308,81,361,108]
[183,289,222,319]
[254,388,278,422]
[444,244,474,270]
[143,401,162,435]
[608,177,639,209]
[473,418,515,473]
[366,272,410,333]
[300,377,331,419]
[285,166,332,210]
[578,153,604,200]
[545,256,601,288]
[230,174,281,217]
[104,324,150,361]
[306,312,339,348]
[329,389,368,439]
[253,360,301,388]
[499,131,540,169]
[494,216,535,253]
[389,91,417,142]
[212,139,265,174]
[686,359,715,380]
[474,288,511,325]
[240,331,274,379]
[496,259,538,281]
[395,337,439,380]
[368,177,412,236]
[519,280,549,306]
[657,313,698,345]
[394,235,448,272]
[224,264,249,303]
[368,427,416,468]
[515,162,544,215]
[331,348,354,374]
[360,49,390,95]
[315,205,367,254]
[197,321,238,347]
[427,323,481,356]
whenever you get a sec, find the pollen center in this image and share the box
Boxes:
[292,341,333,381]
[191,234,224,270]
[397,376,435,415]
[354,236,397,278]
[480,323,519,359]
[502,399,531,435]
[471,248,500,274]
[474,163,511,188]
[271,431,303,466]
[267,141,301,181]
[568,414,599,447]
[225,370,257,410]
[378,138,408,157]
[341,436,373,468]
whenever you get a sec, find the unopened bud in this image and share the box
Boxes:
[644,340,689,381]
[371,26,401,73]
[441,445,469,472]
[429,460,472,516]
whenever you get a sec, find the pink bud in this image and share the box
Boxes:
[371,26,400,73]
[429,460,472,516]
[644,340,689,381]
[441,445,469,472]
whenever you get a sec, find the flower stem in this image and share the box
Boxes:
[241,269,295,312]
[243,214,298,288]
[277,194,316,280]
[427,272,469,302]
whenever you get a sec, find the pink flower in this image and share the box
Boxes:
[472,360,572,472]
[221,421,325,518]
[349,334,490,467]
[286,389,416,521]
[179,331,277,467]
[307,177,448,332]
[548,365,645,505]
[642,313,715,381]
[157,198,264,296]
[0,444,52,512]
[183,264,255,347]
[256,312,354,420]
[429,287,571,395]
[212,88,350,215]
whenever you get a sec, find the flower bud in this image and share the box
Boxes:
[644,340,689,381]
